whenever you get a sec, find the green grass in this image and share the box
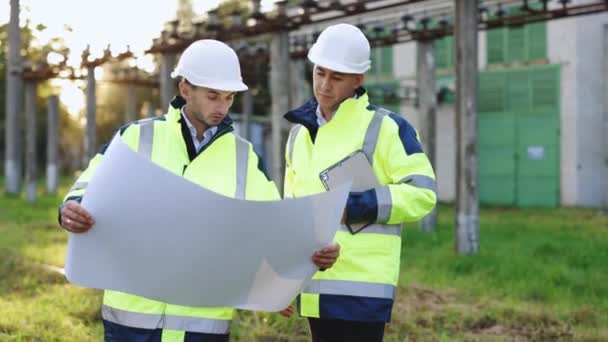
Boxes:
[395,205,608,340]
[0,179,103,341]
[1,181,607,341]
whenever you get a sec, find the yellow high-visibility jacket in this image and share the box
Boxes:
[283,88,436,322]
[62,96,279,341]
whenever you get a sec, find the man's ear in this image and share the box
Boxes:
[178,80,189,99]
[353,74,365,89]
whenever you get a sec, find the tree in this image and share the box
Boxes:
[1,21,87,175]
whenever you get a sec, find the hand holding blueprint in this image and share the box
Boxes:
[65,136,350,311]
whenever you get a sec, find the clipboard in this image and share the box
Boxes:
[319,150,379,192]
[319,150,380,234]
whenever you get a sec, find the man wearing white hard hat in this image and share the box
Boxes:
[59,39,340,341]
[282,24,437,340]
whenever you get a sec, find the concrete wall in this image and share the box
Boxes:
[394,42,417,79]
[573,13,608,207]
[548,12,608,207]
[547,17,579,206]
[435,106,456,202]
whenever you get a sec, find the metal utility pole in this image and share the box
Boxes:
[270,29,290,190]
[5,0,22,195]
[46,95,59,194]
[603,24,608,210]
[84,66,97,164]
[24,81,37,203]
[454,0,479,255]
[417,40,438,232]
[374,46,382,77]
[289,59,311,108]
[159,53,176,112]
[241,91,253,140]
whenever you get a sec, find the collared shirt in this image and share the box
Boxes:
[181,108,218,153]
[315,106,332,127]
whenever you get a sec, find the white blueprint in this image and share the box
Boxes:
[65,136,349,311]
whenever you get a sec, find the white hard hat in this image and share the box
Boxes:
[308,23,371,74]
[171,39,248,92]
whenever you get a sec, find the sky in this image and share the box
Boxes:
[0,0,277,115]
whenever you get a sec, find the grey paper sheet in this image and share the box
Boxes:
[65,136,349,311]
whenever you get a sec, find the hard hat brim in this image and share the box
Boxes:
[308,45,370,74]
[171,70,248,92]
[191,80,249,92]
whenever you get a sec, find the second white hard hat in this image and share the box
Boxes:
[171,39,248,92]
[307,23,371,74]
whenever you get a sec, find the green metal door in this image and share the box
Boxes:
[479,71,517,205]
[478,65,560,207]
[515,66,560,207]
